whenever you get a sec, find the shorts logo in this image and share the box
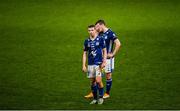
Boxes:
[97,72,101,76]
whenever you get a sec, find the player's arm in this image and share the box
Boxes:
[112,38,121,57]
[101,36,107,68]
[101,48,107,68]
[82,51,87,72]
[82,40,88,72]
[107,32,121,58]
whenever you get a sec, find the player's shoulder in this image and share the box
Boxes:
[84,37,90,43]
[107,29,115,34]
[97,35,104,40]
[107,28,117,38]
[85,37,91,41]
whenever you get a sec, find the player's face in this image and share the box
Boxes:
[88,27,96,36]
[95,23,102,32]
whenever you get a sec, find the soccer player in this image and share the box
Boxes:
[84,20,121,99]
[82,25,107,104]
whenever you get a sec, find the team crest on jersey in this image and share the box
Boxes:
[96,42,99,46]
[104,36,108,39]
[88,43,90,47]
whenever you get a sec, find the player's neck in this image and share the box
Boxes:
[90,34,98,40]
[103,27,109,33]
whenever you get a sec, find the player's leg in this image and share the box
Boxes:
[96,76,104,104]
[84,78,94,98]
[90,78,98,104]
[104,58,114,98]
[104,72,112,98]
[96,76,104,98]
[85,65,94,98]
[95,65,104,104]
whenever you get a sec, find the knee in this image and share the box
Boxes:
[91,79,96,86]
[96,77,101,83]
[97,81,103,88]
[96,77,103,88]
[106,73,112,80]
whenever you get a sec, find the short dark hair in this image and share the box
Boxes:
[95,19,106,25]
[88,24,95,28]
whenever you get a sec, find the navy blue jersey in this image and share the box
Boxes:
[84,36,106,65]
[101,29,117,53]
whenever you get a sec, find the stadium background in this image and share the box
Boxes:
[0,0,180,109]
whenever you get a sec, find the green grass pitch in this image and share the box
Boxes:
[0,0,180,109]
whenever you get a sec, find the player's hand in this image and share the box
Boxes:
[82,66,87,73]
[107,53,114,58]
[100,60,106,69]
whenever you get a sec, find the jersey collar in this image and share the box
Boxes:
[104,28,110,34]
[89,35,98,41]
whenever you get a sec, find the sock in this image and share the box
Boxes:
[99,87,104,98]
[91,84,97,100]
[97,83,104,98]
[106,78,112,94]
[96,83,99,89]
